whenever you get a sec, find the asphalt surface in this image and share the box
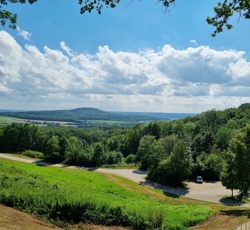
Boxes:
[0,153,249,208]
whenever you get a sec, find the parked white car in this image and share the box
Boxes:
[195,175,203,183]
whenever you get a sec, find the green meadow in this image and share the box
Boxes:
[91,120,130,125]
[0,159,211,229]
[0,116,21,125]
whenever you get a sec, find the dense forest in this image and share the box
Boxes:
[1,103,250,198]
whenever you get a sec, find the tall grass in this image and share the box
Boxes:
[0,160,211,229]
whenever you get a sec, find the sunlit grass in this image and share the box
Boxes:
[0,159,212,229]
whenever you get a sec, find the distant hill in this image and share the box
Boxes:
[0,107,164,124]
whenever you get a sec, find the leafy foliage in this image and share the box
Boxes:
[207,0,250,36]
[221,125,250,198]
[1,0,249,36]
[0,0,37,29]
[147,139,193,185]
[21,149,44,158]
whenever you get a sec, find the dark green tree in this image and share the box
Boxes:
[226,125,250,198]
[158,135,177,155]
[121,124,145,156]
[145,122,162,139]
[124,153,136,164]
[63,136,79,162]
[137,135,165,170]
[195,152,223,180]
[220,124,250,199]
[17,123,42,151]
[1,123,20,152]
[92,143,105,166]
[166,139,193,183]
[105,151,123,165]
[215,126,233,150]
[220,151,238,198]
[148,139,193,185]
[44,135,60,162]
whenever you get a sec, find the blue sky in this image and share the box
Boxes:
[0,0,250,113]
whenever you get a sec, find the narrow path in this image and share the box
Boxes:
[0,153,249,208]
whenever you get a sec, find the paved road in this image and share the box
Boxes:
[0,153,249,208]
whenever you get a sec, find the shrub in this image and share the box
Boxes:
[125,154,136,164]
[21,150,45,159]
[105,151,123,165]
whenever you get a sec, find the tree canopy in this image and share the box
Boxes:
[0,0,249,35]
[221,125,250,198]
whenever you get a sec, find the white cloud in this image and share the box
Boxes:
[60,42,75,57]
[0,30,250,113]
[190,39,198,46]
[17,27,32,40]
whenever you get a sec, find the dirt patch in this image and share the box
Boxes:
[0,204,130,230]
[190,209,249,230]
[72,224,129,230]
[0,204,62,230]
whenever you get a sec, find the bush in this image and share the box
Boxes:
[105,151,123,165]
[21,150,45,159]
[125,154,136,164]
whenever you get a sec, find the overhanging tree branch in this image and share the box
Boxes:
[0,0,250,36]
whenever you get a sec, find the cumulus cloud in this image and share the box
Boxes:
[17,27,32,40]
[0,30,250,112]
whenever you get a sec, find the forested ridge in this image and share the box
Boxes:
[0,107,162,124]
[1,103,250,198]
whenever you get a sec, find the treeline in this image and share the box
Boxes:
[1,103,250,197]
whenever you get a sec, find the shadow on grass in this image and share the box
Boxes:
[219,197,247,206]
[32,160,53,167]
[139,180,189,197]
[163,191,180,198]
[32,160,98,171]
[220,209,248,217]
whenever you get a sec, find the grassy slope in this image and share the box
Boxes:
[0,158,211,229]
[101,174,250,230]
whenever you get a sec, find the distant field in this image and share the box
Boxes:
[0,116,25,124]
[0,159,211,229]
[0,116,75,126]
[0,116,129,127]
[91,120,130,125]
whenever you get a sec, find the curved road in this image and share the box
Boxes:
[0,153,249,208]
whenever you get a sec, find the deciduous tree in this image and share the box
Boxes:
[221,125,250,198]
